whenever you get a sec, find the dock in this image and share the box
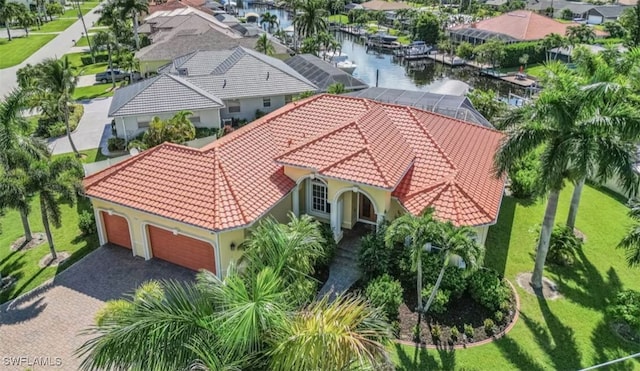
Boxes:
[478,69,538,88]
[425,53,466,66]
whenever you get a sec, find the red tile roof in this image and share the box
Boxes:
[453,11,607,41]
[148,0,215,15]
[84,95,505,230]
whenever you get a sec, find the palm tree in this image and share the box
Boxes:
[38,57,80,157]
[260,12,278,32]
[118,0,148,50]
[618,200,640,267]
[255,33,275,56]
[537,33,567,62]
[327,82,345,94]
[0,0,22,41]
[0,89,50,243]
[269,294,392,371]
[240,214,325,304]
[495,65,640,289]
[93,30,119,88]
[293,0,328,39]
[16,8,35,37]
[28,156,83,261]
[567,24,596,46]
[384,209,440,339]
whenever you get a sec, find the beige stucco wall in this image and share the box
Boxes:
[140,60,170,75]
[115,108,222,141]
[474,225,490,247]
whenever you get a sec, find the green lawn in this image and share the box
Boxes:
[0,35,56,68]
[64,51,109,75]
[72,84,116,100]
[0,149,104,304]
[74,35,94,47]
[37,18,77,33]
[393,184,640,369]
[328,14,348,24]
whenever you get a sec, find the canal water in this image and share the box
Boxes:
[239,6,527,98]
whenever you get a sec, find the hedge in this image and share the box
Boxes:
[502,41,545,68]
[80,54,109,66]
[37,104,84,138]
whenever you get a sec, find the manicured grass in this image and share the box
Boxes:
[0,35,56,68]
[393,184,640,369]
[37,18,77,33]
[74,35,94,47]
[64,51,109,75]
[328,14,348,24]
[0,149,103,304]
[72,84,115,100]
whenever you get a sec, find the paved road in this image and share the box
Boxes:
[48,97,112,155]
[0,246,195,371]
[0,5,103,98]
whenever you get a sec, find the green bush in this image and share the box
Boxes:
[508,150,541,200]
[545,225,583,266]
[494,310,505,324]
[464,323,474,339]
[80,54,109,65]
[365,274,404,321]
[195,127,218,138]
[607,290,640,336]
[502,41,545,68]
[468,269,511,312]
[421,253,468,299]
[317,223,337,267]
[431,324,442,342]
[107,137,126,151]
[358,228,393,283]
[36,104,84,138]
[78,210,97,236]
[484,318,496,336]
[422,284,451,314]
[450,326,460,341]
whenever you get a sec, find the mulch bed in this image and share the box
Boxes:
[397,287,517,347]
[0,276,16,293]
[610,322,640,345]
[10,232,47,251]
[38,251,70,268]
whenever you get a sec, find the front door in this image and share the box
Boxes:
[358,194,376,223]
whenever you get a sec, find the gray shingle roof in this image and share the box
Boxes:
[344,87,493,128]
[284,54,369,92]
[108,74,224,117]
[591,5,628,18]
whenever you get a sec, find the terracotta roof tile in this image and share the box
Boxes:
[84,94,505,230]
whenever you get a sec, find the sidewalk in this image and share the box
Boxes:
[0,3,104,98]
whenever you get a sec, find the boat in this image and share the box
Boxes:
[322,51,349,63]
[403,41,432,60]
[336,60,357,74]
[366,33,401,50]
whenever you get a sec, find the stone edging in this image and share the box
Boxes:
[394,278,521,350]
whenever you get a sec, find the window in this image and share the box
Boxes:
[190,115,201,124]
[263,97,271,108]
[137,116,152,129]
[228,100,241,113]
[310,179,330,214]
[285,95,293,104]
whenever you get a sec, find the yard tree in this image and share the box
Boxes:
[560,8,573,20]
[474,38,506,69]
[255,34,276,56]
[621,2,640,47]
[537,33,567,62]
[603,21,627,39]
[411,12,440,45]
[618,200,640,267]
[117,0,148,50]
[16,7,35,37]
[45,2,63,22]
[260,12,279,32]
[467,88,507,122]
[456,42,474,60]
[495,62,640,289]
[567,24,596,46]
[93,30,120,88]
[0,0,23,41]
[327,82,346,94]
[293,0,328,39]
[28,156,83,261]
[142,111,196,148]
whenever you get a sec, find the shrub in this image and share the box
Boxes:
[255,109,266,119]
[456,41,474,60]
[127,139,148,151]
[107,137,126,151]
[464,323,474,339]
[78,210,97,236]
[607,290,640,336]
[422,284,451,314]
[508,150,540,200]
[195,127,218,138]
[545,225,583,266]
[421,253,467,299]
[413,324,421,341]
[450,326,460,341]
[468,269,511,312]
[36,104,84,138]
[358,228,392,283]
[46,122,68,138]
[484,318,496,336]
[80,53,109,65]
[494,310,505,324]
[316,223,337,267]
[431,324,442,342]
[502,41,545,68]
[365,274,404,321]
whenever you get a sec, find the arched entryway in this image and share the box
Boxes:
[331,188,382,242]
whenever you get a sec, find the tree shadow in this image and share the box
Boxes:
[0,255,27,303]
[485,196,517,276]
[393,343,439,371]
[435,346,456,371]
[589,320,640,370]
[519,298,582,370]
[493,335,546,371]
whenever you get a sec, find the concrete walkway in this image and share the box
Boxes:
[317,228,366,300]
[48,97,112,155]
[0,246,195,371]
[0,3,104,98]
[77,74,98,87]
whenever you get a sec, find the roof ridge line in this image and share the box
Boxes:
[350,116,393,187]
[406,107,458,171]
[276,120,359,160]
[318,147,367,173]
[166,74,224,106]
[216,155,250,225]
[403,177,448,199]
[109,75,162,116]
[452,180,494,221]
[241,47,317,88]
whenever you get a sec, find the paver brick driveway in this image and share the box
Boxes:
[0,245,195,370]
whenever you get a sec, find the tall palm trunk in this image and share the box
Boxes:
[5,24,12,41]
[63,98,80,157]
[415,250,423,342]
[531,189,560,289]
[40,197,57,261]
[423,251,449,314]
[133,11,140,50]
[107,47,116,89]
[566,178,585,232]
[20,210,33,242]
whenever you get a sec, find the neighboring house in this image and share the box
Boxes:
[586,6,629,24]
[360,0,411,11]
[136,7,287,74]
[83,94,505,276]
[449,11,607,44]
[148,0,222,15]
[284,54,369,92]
[547,43,628,62]
[109,46,318,140]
